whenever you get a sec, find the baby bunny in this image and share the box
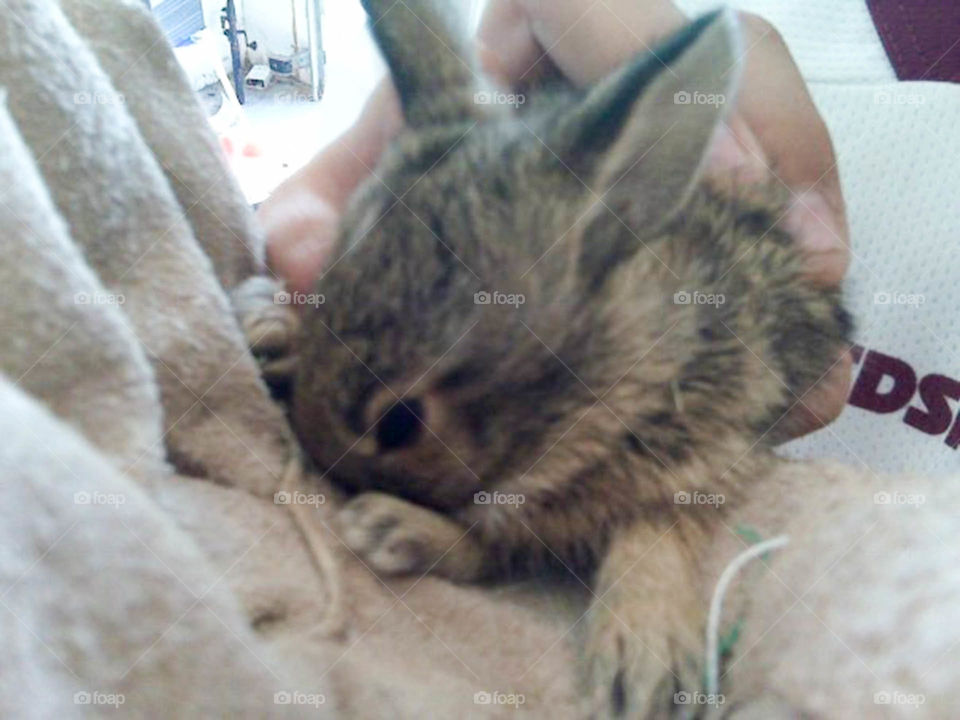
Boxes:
[276,1,886,717]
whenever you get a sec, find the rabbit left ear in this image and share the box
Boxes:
[361,0,483,127]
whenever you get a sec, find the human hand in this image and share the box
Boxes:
[259,79,402,297]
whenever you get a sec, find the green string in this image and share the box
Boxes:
[717,618,743,659]
[735,524,764,546]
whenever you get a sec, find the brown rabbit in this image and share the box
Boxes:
[277,1,860,716]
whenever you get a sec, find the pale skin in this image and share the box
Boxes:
[257,2,854,714]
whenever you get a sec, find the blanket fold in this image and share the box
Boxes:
[0,0,289,497]
[0,1,582,717]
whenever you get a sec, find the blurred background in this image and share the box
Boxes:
[147,0,489,202]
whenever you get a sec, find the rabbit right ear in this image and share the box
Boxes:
[546,10,743,287]
[558,11,740,216]
[361,0,482,127]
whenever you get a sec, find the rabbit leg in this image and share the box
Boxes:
[584,518,709,719]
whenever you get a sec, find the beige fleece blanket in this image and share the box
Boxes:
[0,0,582,717]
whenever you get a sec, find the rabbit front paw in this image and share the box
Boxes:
[231,276,301,388]
[584,593,703,719]
[584,523,707,718]
[338,493,484,581]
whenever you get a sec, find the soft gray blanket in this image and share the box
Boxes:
[0,1,582,717]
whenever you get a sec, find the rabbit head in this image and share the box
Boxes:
[291,1,849,511]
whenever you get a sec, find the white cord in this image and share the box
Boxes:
[705,535,790,697]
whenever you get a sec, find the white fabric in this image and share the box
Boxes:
[675,0,896,82]
[787,81,960,478]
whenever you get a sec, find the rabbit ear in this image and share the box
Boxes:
[362,0,481,126]
[559,9,742,232]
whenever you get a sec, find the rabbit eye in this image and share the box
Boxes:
[376,399,424,451]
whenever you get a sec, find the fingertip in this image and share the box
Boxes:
[776,350,853,442]
[477,39,510,86]
[271,235,336,297]
[814,350,854,425]
[476,0,541,87]
[782,190,851,287]
[262,199,341,295]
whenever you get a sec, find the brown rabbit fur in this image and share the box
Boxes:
[288,1,850,717]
